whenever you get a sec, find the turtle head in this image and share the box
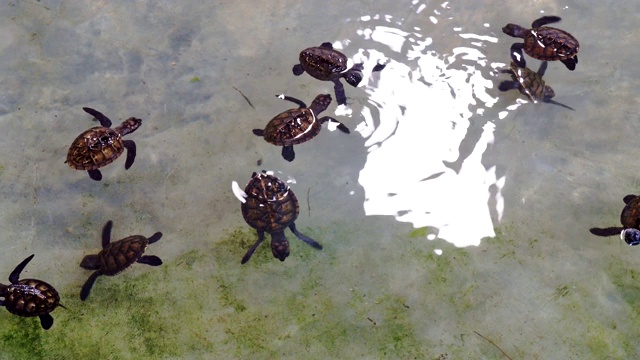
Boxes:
[502,23,526,38]
[309,94,333,114]
[270,232,290,262]
[80,254,101,270]
[542,85,555,100]
[343,69,363,87]
[114,117,142,137]
[621,229,640,246]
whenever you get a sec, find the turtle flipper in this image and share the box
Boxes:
[509,43,526,68]
[102,221,113,248]
[83,107,112,128]
[289,223,322,250]
[88,169,102,181]
[138,255,162,266]
[333,80,348,106]
[241,230,266,264]
[319,116,350,134]
[147,232,163,244]
[9,254,35,284]
[589,227,624,237]
[623,194,637,204]
[532,16,561,28]
[80,271,102,301]
[537,61,548,76]
[372,62,386,72]
[498,81,519,92]
[276,94,306,108]
[292,64,305,76]
[561,57,577,71]
[253,129,265,137]
[123,140,136,170]
[319,42,333,49]
[39,314,54,330]
[282,146,295,162]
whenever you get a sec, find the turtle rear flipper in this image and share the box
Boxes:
[282,146,295,162]
[80,271,102,301]
[88,169,102,181]
[252,129,264,137]
[39,313,54,330]
[292,64,305,76]
[498,81,519,92]
[138,255,162,266]
[561,57,577,71]
[289,223,322,250]
[241,230,266,264]
[589,227,624,237]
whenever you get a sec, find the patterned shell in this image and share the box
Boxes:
[4,279,60,317]
[506,63,546,102]
[621,197,640,229]
[97,236,149,276]
[523,27,579,62]
[299,46,348,81]
[261,108,322,146]
[241,173,299,233]
[66,126,124,170]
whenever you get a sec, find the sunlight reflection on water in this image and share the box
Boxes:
[351,7,507,248]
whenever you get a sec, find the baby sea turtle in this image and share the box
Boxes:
[502,16,579,71]
[590,194,640,246]
[239,171,322,264]
[498,61,575,110]
[79,220,162,300]
[252,94,349,162]
[0,254,63,330]
[292,42,386,105]
[66,107,142,181]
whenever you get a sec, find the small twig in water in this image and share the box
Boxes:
[474,331,513,360]
[232,86,255,109]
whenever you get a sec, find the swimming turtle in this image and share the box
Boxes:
[252,94,350,162]
[502,16,579,71]
[498,61,575,110]
[292,42,386,105]
[0,254,63,330]
[79,220,162,300]
[590,194,640,245]
[66,107,142,181]
[239,171,322,264]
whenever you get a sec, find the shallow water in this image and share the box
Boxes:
[0,0,639,359]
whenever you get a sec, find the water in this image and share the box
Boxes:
[0,0,638,358]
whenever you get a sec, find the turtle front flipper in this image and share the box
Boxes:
[147,232,163,244]
[332,80,348,106]
[282,146,295,162]
[102,221,113,248]
[289,223,322,250]
[318,116,350,134]
[80,271,102,300]
[531,16,562,28]
[138,255,162,266]
[561,57,577,71]
[39,313,54,330]
[589,227,624,237]
[509,43,526,68]
[252,129,265,137]
[123,140,136,170]
[9,254,35,284]
[276,94,306,108]
[241,230,267,264]
[83,107,112,128]
[372,62,387,72]
[292,64,305,76]
[498,81,519,92]
[88,169,102,181]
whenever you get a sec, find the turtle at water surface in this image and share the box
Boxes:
[292,42,386,105]
[66,107,142,181]
[0,254,63,330]
[590,194,640,246]
[79,220,163,300]
[239,171,322,264]
[498,61,574,110]
[502,16,579,71]
[253,94,350,162]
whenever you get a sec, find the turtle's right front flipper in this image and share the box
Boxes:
[589,227,624,237]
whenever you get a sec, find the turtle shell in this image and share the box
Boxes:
[260,108,322,146]
[241,172,299,233]
[66,126,124,170]
[506,63,547,102]
[97,236,150,276]
[3,279,60,317]
[523,26,579,62]
[298,46,348,81]
[621,196,640,229]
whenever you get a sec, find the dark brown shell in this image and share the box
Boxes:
[299,46,348,81]
[4,279,60,317]
[523,26,579,62]
[241,172,299,233]
[621,196,640,229]
[261,108,322,146]
[66,126,124,170]
[506,63,546,102]
[97,236,149,276]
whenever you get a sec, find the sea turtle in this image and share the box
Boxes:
[502,16,579,71]
[66,107,142,181]
[292,42,386,105]
[239,171,322,264]
[498,61,575,110]
[0,254,63,330]
[590,194,640,245]
[79,220,162,300]
[252,94,350,162]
